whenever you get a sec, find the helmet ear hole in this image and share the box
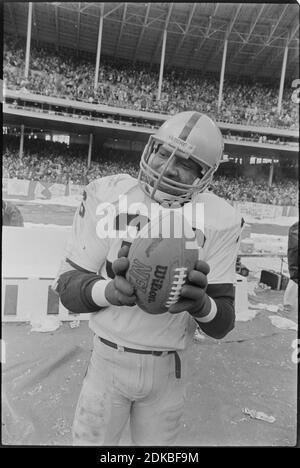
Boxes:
[197,166,205,179]
[153,142,162,153]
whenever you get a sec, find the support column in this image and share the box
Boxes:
[94,3,104,90]
[24,2,33,79]
[268,160,274,187]
[218,38,228,111]
[157,29,167,101]
[277,45,288,114]
[19,125,25,160]
[87,133,93,168]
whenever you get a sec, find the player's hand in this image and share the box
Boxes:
[168,260,211,316]
[105,245,137,307]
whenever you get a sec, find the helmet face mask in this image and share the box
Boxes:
[138,112,223,206]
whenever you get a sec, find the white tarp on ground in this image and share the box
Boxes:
[2,226,70,278]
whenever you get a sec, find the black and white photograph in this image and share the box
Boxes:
[2,2,299,449]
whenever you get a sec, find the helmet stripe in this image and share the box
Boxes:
[178,112,201,141]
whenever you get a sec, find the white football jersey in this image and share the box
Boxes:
[57,174,242,351]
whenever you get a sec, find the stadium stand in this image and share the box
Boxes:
[3,136,298,206]
[4,37,299,130]
[3,135,139,185]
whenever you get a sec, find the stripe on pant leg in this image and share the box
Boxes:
[4,285,18,316]
[47,286,59,315]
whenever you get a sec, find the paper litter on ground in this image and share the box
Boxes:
[30,316,61,332]
[268,315,297,331]
[236,310,260,322]
[70,320,80,329]
[248,303,279,312]
[243,407,276,423]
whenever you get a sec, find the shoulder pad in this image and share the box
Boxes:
[193,192,242,231]
[88,174,138,204]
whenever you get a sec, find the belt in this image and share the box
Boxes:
[98,336,181,379]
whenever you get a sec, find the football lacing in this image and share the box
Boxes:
[165,267,188,307]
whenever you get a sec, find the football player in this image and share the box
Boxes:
[54,111,243,446]
[2,200,24,227]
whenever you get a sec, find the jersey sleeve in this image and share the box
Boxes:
[60,180,110,274]
[204,219,242,285]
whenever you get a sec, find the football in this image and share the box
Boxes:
[126,211,199,314]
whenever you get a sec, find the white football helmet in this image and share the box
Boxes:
[138,111,224,205]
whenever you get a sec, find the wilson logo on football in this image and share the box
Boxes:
[128,259,151,293]
[148,266,168,303]
[126,211,199,315]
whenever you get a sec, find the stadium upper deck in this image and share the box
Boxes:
[3,3,299,129]
[3,2,299,168]
[3,37,299,130]
[4,3,299,80]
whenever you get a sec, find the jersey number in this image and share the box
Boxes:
[79,190,87,218]
[79,202,85,218]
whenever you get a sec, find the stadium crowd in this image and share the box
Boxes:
[212,176,298,206]
[3,136,139,185]
[3,137,298,206]
[223,131,297,147]
[4,37,298,130]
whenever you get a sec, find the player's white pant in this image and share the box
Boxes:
[72,335,187,446]
[283,279,298,313]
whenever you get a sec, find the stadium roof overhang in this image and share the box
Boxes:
[223,140,298,159]
[4,2,299,81]
[3,109,152,143]
[4,108,298,159]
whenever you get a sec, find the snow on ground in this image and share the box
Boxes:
[243,215,298,226]
[24,223,72,229]
[10,196,297,281]
[242,257,289,278]
[8,196,299,226]
[8,195,82,207]
[23,223,289,261]
[250,233,288,255]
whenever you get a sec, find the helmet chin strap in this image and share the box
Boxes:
[151,188,184,208]
[142,170,204,207]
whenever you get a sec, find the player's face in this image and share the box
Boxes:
[148,145,201,195]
